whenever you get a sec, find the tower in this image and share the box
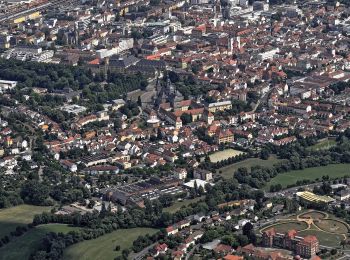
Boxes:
[236,36,241,49]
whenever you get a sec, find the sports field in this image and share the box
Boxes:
[264,164,350,190]
[63,228,158,260]
[219,155,283,179]
[209,149,245,163]
[0,204,52,237]
[0,224,78,260]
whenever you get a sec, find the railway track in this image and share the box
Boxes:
[0,0,78,23]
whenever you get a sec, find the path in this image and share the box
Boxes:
[259,210,350,245]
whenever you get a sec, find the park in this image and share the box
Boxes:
[260,210,350,248]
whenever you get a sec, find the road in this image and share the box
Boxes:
[131,242,157,260]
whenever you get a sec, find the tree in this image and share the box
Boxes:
[88,199,95,209]
[180,113,192,125]
[20,180,50,205]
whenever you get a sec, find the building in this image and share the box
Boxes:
[215,129,234,144]
[296,191,335,204]
[262,228,319,258]
[296,235,319,258]
[0,80,17,92]
[193,169,213,181]
[207,100,232,113]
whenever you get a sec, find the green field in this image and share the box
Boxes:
[164,196,205,213]
[262,221,308,233]
[315,219,349,234]
[0,224,78,260]
[209,149,245,163]
[306,138,337,151]
[219,155,284,179]
[63,228,158,260]
[265,164,350,190]
[0,204,52,237]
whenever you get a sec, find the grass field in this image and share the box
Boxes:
[163,196,205,213]
[0,224,78,260]
[300,211,326,220]
[306,138,337,151]
[298,229,344,247]
[315,219,349,234]
[262,221,308,233]
[63,228,158,260]
[219,155,283,179]
[264,164,350,190]
[0,204,52,237]
[209,149,245,163]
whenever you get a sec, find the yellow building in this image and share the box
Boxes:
[208,100,232,113]
[296,191,334,204]
[11,11,41,24]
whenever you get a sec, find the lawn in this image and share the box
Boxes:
[209,149,245,163]
[0,224,78,260]
[299,211,326,220]
[163,196,205,213]
[63,228,158,260]
[0,204,52,237]
[298,229,345,247]
[315,219,349,234]
[219,155,284,179]
[306,138,337,151]
[261,221,308,233]
[264,164,350,190]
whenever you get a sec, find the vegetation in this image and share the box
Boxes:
[63,228,158,260]
[218,155,283,179]
[163,196,205,214]
[0,224,78,260]
[0,204,52,237]
[264,164,350,190]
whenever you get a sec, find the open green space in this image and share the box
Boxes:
[264,164,350,190]
[298,229,345,247]
[306,138,337,151]
[0,204,52,237]
[163,196,205,213]
[260,211,349,248]
[261,221,308,233]
[63,228,158,260]
[0,224,78,260]
[299,211,326,220]
[219,155,284,179]
[209,149,245,163]
[315,219,349,234]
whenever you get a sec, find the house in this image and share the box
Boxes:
[166,225,179,236]
[153,243,168,257]
[172,250,184,260]
[213,244,233,255]
[60,160,77,172]
[223,255,243,260]
[174,168,187,180]
[177,219,191,229]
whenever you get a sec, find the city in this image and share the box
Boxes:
[0,0,350,259]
